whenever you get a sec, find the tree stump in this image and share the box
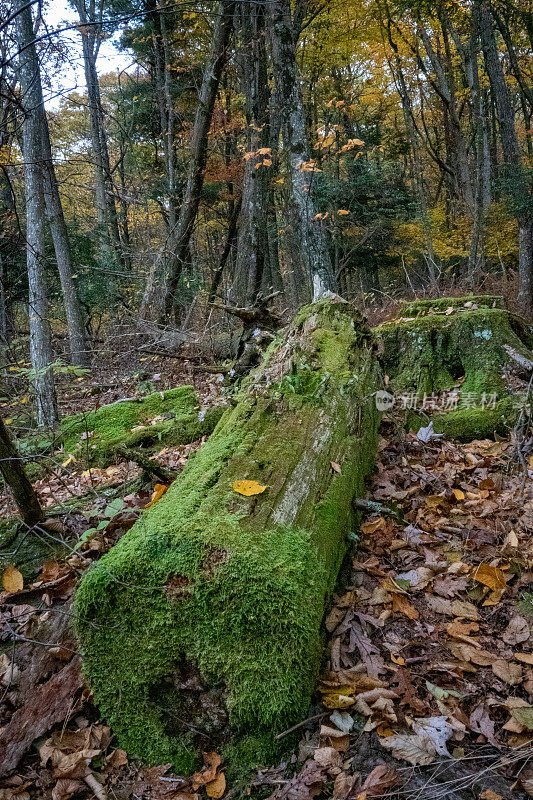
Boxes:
[75,299,381,772]
[374,296,533,439]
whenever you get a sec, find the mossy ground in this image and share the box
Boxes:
[0,519,66,580]
[20,387,223,470]
[74,300,381,774]
[406,397,522,441]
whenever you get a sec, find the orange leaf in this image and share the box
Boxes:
[145,483,169,509]
[392,593,419,619]
[233,480,267,497]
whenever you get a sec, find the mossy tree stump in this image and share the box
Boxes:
[375,296,533,439]
[75,299,381,773]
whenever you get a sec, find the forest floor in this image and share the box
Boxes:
[1,352,533,800]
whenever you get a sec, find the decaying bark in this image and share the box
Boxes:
[75,298,381,772]
[0,413,43,527]
[375,295,533,439]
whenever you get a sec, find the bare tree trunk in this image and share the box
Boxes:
[15,0,58,427]
[38,110,89,366]
[73,0,124,267]
[231,0,272,305]
[0,413,43,527]
[267,0,334,299]
[479,0,532,317]
[140,1,236,321]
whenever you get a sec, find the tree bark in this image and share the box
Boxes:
[75,298,381,772]
[0,413,43,527]
[15,0,58,427]
[38,109,89,367]
[140,1,236,321]
[479,0,532,318]
[73,0,124,268]
[267,0,334,299]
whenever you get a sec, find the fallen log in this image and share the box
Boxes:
[75,298,381,773]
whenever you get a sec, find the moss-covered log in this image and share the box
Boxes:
[374,296,533,440]
[74,299,381,773]
[20,386,224,470]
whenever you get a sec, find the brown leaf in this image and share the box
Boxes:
[502,617,530,645]
[479,791,504,800]
[192,753,222,790]
[468,703,498,746]
[361,765,402,796]
[206,773,226,798]
[51,780,84,800]
[333,772,355,800]
[0,659,83,777]
[391,592,419,619]
[2,565,23,593]
[492,659,522,685]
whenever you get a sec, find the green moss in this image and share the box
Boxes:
[400,295,505,317]
[375,306,533,398]
[0,518,67,580]
[432,398,520,441]
[22,387,224,469]
[75,301,381,773]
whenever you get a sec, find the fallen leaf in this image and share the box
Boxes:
[232,479,267,496]
[206,772,226,798]
[145,483,169,509]
[330,461,342,474]
[479,791,504,800]
[360,764,402,796]
[510,706,533,730]
[333,772,355,800]
[492,659,522,685]
[452,488,465,500]
[2,565,23,593]
[391,593,418,619]
[515,653,533,665]
[471,564,507,604]
[380,716,452,765]
[502,616,530,645]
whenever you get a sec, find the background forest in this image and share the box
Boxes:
[0,0,531,417]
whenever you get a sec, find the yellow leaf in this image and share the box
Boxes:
[5,418,12,424]
[471,563,506,590]
[2,564,23,593]
[337,209,350,215]
[145,483,169,508]
[62,454,76,468]
[452,488,465,500]
[391,654,406,666]
[206,772,226,798]
[233,480,267,497]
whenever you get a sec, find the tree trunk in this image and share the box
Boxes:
[13,0,87,367]
[75,298,381,772]
[74,0,124,267]
[231,0,272,305]
[479,0,532,317]
[140,1,236,321]
[0,414,43,527]
[15,0,58,427]
[38,109,88,367]
[267,0,334,299]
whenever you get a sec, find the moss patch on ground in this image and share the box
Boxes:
[20,387,224,469]
[74,299,381,774]
[0,519,67,580]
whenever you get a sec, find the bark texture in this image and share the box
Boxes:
[268,0,334,299]
[15,0,58,427]
[0,414,42,527]
[75,298,381,773]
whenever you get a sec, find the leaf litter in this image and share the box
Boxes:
[1,422,532,799]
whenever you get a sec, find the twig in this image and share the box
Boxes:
[274,711,327,740]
